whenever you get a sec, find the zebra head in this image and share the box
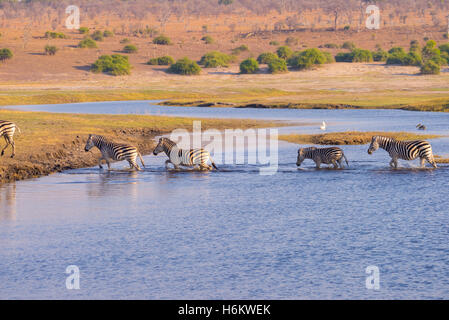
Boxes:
[297,147,315,166]
[84,134,95,152]
[153,137,172,155]
[367,136,380,155]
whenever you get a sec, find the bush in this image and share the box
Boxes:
[323,43,339,49]
[285,37,298,46]
[239,58,259,74]
[422,40,440,63]
[153,35,171,45]
[388,47,405,55]
[120,38,130,44]
[199,51,234,68]
[410,40,420,52]
[372,48,388,62]
[420,60,440,74]
[91,30,104,41]
[78,37,97,48]
[45,31,67,39]
[287,48,326,69]
[341,41,356,50]
[231,45,249,55]
[79,27,89,34]
[103,30,114,37]
[343,25,350,31]
[44,45,58,56]
[276,46,293,59]
[322,51,335,63]
[335,52,353,62]
[91,54,131,76]
[257,52,278,64]
[402,51,422,66]
[0,48,13,62]
[351,48,373,62]
[123,44,138,53]
[269,40,280,46]
[268,57,288,74]
[147,56,175,65]
[168,58,201,75]
[201,35,214,44]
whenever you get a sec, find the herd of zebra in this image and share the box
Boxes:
[0,119,439,171]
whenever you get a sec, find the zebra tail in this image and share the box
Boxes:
[16,125,21,134]
[138,152,145,168]
[343,153,349,167]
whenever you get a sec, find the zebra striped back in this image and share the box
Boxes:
[0,120,19,137]
[153,137,217,169]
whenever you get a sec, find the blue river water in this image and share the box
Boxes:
[0,101,448,299]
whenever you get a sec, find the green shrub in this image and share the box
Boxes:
[201,35,214,44]
[323,43,339,49]
[44,45,58,56]
[78,37,97,48]
[147,56,175,65]
[341,41,356,50]
[79,27,89,34]
[269,40,280,46]
[276,46,293,59]
[153,35,171,45]
[422,40,440,63]
[123,44,138,53]
[257,52,278,64]
[45,31,67,39]
[0,48,13,61]
[322,51,335,63]
[335,52,353,62]
[91,30,104,41]
[343,25,350,31]
[91,54,131,76]
[410,40,420,52]
[372,48,388,62]
[268,57,288,74]
[420,60,440,74]
[386,51,407,65]
[440,51,449,65]
[402,51,422,66]
[103,30,114,37]
[388,47,406,55]
[120,38,130,44]
[168,58,201,75]
[287,48,326,69]
[199,51,234,68]
[351,48,373,62]
[239,58,259,74]
[231,45,249,55]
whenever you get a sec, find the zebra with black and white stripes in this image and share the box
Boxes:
[296,146,349,169]
[153,137,218,171]
[84,134,145,171]
[0,120,20,158]
[367,135,437,168]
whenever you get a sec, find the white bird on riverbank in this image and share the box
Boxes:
[320,121,327,130]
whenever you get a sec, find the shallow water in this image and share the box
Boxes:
[1,101,449,299]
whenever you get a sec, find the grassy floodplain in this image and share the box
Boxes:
[0,109,284,184]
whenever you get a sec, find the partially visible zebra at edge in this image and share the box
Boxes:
[84,134,145,171]
[297,146,349,169]
[367,135,437,168]
[153,137,218,171]
[0,120,21,158]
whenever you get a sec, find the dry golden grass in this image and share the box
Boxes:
[435,155,449,163]
[279,131,443,145]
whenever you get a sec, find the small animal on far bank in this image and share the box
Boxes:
[416,124,426,130]
[296,146,349,169]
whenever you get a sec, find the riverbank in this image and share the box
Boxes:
[279,131,443,145]
[0,110,282,184]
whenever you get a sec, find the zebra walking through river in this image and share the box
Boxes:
[296,146,349,169]
[367,135,437,168]
[0,120,20,158]
[153,137,218,171]
[84,134,145,171]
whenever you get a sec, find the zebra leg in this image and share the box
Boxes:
[164,160,171,169]
[389,157,398,169]
[98,158,104,169]
[332,160,339,169]
[337,158,344,169]
[315,160,321,169]
[10,139,15,158]
[426,156,438,168]
[420,157,426,168]
[1,136,10,157]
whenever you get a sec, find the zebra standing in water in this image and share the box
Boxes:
[367,135,437,168]
[84,134,145,171]
[153,137,218,171]
[296,146,349,169]
[0,120,20,158]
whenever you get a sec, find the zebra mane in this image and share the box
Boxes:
[161,137,177,148]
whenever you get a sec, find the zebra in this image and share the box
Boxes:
[153,137,218,171]
[296,146,349,169]
[0,120,20,158]
[84,134,145,171]
[367,135,437,168]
